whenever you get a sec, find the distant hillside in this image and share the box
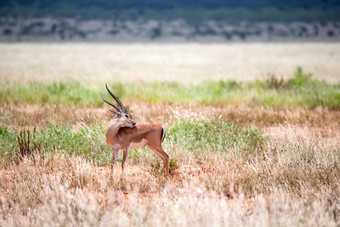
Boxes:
[1,0,340,23]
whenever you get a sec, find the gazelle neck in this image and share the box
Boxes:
[106,118,123,136]
[110,117,124,127]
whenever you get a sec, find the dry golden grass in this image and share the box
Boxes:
[0,124,339,226]
[1,43,340,84]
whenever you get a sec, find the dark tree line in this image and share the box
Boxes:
[1,0,340,22]
[2,0,340,10]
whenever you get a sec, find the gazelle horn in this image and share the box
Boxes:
[101,94,122,112]
[105,83,127,113]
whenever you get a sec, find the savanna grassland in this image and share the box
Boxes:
[0,43,339,226]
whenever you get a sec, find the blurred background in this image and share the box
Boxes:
[1,0,340,42]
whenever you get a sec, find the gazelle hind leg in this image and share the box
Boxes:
[147,145,170,176]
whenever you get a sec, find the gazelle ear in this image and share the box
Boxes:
[109,109,121,116]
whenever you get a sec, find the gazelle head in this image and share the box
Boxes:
[102,83,136,128]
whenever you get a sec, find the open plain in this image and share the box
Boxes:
[1,43,340,83]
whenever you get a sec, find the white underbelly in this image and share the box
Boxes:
[109,143,121,150]
[130,139,148,149]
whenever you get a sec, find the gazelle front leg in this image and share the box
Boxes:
[111,149,118,174]
[122,149,128,174]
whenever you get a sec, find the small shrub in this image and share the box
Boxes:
[0,127,8,137]
[286,66,313,88]
[16,127,38,159]
[150,158,179,175]
[169,159,179,173]
[266,74,285,89]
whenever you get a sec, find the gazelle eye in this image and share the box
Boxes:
[125,114,129,118]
